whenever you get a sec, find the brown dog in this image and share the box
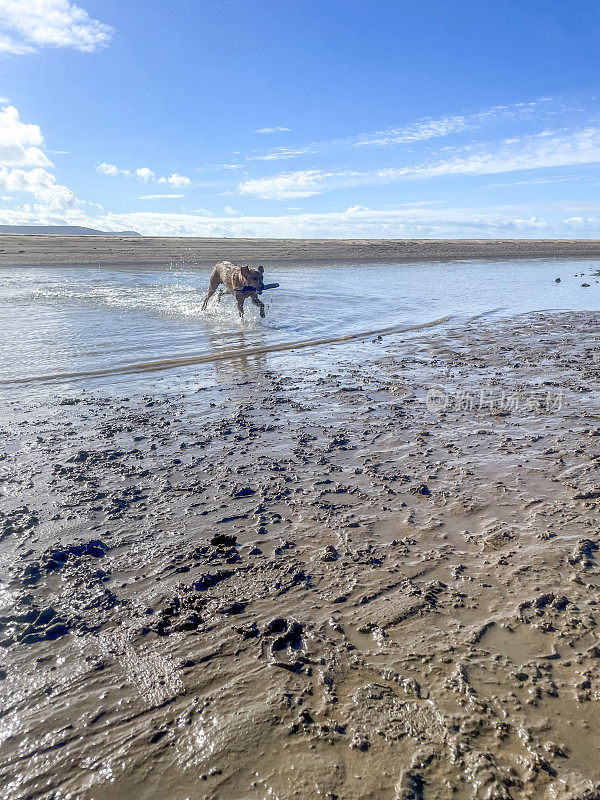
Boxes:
[202,260,265,318]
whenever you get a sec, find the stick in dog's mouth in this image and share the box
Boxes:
[239,282,280,294]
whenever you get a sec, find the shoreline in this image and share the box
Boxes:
[2,309,600,799]
[3,235,600,268]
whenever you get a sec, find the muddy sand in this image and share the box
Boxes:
[4,235,600,268]
[2,310,600,799]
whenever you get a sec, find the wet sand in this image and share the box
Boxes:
[3,234,600,268]
[2,309,600,799]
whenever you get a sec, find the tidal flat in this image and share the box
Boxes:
[1,241,600,799]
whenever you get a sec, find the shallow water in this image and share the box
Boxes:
[0,259,598,393]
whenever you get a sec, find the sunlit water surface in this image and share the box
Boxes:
[0,259,598,395]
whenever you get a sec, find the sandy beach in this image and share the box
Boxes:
[2,292,600,798]
[4,0,600,795]
[3,235,600,269]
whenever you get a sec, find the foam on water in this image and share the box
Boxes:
[0,259,598,393]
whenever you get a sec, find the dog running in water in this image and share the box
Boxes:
[202,260,266,318]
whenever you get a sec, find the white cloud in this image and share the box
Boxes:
[0,35,34,54]
[238,168,358,199]
[255,126,291,134]
[563,216,600,231]
[195,163,244,172]
[249,145,319,162]
[0,0,113,54]
[0,165,77,211]
[97,162,191,187]
[244,98,563,164]
[484,173,586,189]
[355,115,471,147]
[139,193,184,200]
[157,172,191,187]
[61,204,559,238]
[0,102,81,219]
[0,105,52,167]
[135,167,155,183]
[2,184,597,239]
[96,161,122,176]
[353,100,553,148]
[238,127,600,199]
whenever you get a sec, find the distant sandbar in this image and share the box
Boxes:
[2,235,600,268]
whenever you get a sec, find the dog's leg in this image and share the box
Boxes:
[217,288,229,303]
[202,270,221,310]
[235,293,246,318]
[250,293,266,318]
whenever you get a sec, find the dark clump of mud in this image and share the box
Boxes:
[1,310,600,800]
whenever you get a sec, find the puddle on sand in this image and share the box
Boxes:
[478,623,560,665]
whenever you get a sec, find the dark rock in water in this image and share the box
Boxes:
[70,450,90,462]
[272,658,305,673]
[568,538,598,567]
[45,623,69,640]
[156,592,210,635]
[274,539,296,555]
[22,539,109,585]
[87,541,108,557]
[36,608,57,627]
[271,622,302,652]
[173,613,202,632]
[555,277,561,282]
[264,617,288,635]
[218,601,247,615]
[232,486,255,498]
[411,484,431,496]
[266,619,303,651]
[236,622,259,639]
[193,569,234,591]
[582,283,590,287]
[321,545,339,562]
[210,533,237,548]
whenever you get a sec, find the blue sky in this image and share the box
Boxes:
[1,0,600,237]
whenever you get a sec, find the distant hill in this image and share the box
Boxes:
[0,225,141,236]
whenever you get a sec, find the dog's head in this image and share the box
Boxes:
[239,264,264,291]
